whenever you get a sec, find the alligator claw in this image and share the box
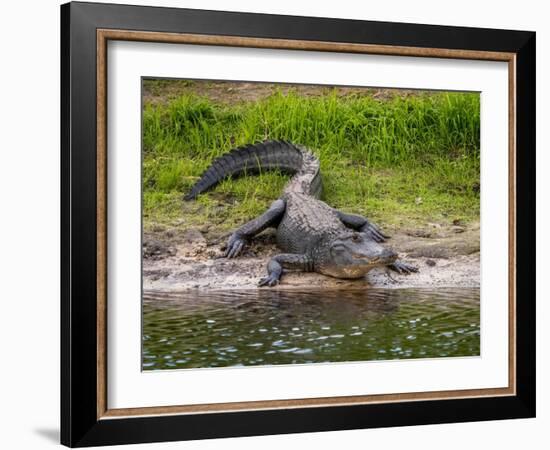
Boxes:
[361,222,389,243]
[224,234,246,258]
[258,274,280,287]
[388,260,419,275]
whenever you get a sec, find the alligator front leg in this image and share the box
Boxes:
[388,260,419,275]
[225,199,286,258]
[335,211,389,243]
[258,253,313,287]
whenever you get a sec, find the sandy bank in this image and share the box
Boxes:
[143,222,480,291]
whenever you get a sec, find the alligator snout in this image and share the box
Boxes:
[380,248,398,263]
[351,247,397,264]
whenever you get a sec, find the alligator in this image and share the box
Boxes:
[184,140,418,286]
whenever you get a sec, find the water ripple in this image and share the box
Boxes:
[142,288,480,370]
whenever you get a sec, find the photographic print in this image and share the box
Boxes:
[141,79,481,370]
[61,4,535,445]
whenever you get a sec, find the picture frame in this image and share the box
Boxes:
[60,1,535,447]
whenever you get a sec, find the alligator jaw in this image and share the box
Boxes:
[351,253,397,265]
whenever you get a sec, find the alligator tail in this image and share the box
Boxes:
[184,140,312,200]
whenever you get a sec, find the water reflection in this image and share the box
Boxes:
[142,288,480,370]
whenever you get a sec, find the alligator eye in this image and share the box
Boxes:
[351,234,362,243]
[331,244,347,253]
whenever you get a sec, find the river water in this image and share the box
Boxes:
[142,288,479,370]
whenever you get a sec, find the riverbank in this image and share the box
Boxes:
[142,80,480,291]
[143,221,480,291]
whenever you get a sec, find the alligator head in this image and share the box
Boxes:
[317,231,397,279]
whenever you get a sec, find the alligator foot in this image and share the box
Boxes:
[258,273,281,287]
[224,234,247,258]
[388,260,419,275]
[258,253,310,287]
[361,221,390,243]
[336,211,390,243]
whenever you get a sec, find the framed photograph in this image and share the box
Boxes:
[61,1,535,447]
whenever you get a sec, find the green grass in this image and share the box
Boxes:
[142,86,480,231]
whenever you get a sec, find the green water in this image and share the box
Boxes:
[142,288,480,370]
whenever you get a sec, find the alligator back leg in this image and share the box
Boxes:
[258,253,314,287]
[335,210,389,242]
[225,199,286,258]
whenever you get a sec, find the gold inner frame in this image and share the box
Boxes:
[96,29,517,420]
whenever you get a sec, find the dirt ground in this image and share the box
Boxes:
[142,79,433,107]
[143,221,480,291]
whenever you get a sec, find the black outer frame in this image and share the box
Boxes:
[60,1,536,447]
